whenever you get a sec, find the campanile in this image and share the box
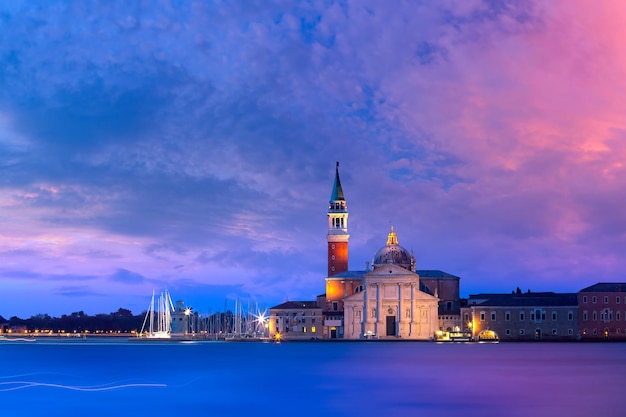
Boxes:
[327,162,349,276]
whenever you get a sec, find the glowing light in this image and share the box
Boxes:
[253,310,268,325]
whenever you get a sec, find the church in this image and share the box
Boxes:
[269,163,461,340]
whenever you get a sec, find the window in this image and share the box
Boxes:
[491,312,496,321]
[593,329,597,335]
[592,296,597,304]
[520,329,525,335]
[505,329,511,335]
[617,312,621,321]
[552,329,557,335]
[617,297,621,304]
[583,296,588,303]
[531,312,535,321]
[355,310,361,320]
[604,296,609,304]
[593,311,597,321]
[464,313,469,322]
[311,326,316,333]
[332,302,338,311]
[552,312,557,321]
[568,312,573,321]
[520,312,525,321]
[480,312,485,321]
[583,311,588,321]
[568,329,574,335]
[505,311,511,321]
[303,326,307,333]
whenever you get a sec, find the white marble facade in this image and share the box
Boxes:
[343,264,439,340]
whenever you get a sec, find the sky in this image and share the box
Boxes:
[1,0,626,318]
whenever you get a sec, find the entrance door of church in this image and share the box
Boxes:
[386,316,396,336]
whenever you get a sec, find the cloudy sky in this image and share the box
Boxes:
[1,0,625,317]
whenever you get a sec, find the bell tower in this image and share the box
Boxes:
[327,162,349,276]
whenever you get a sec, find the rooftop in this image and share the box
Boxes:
[269,301,321,310]
[579,282,626,293]
[468,292,578,307]
[417,270,460,279]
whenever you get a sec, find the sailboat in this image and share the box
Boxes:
[139,289,174,339]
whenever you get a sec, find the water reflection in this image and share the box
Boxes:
[1,340,624,417]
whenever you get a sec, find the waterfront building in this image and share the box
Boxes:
[461,291,579,341]
[419,270,462,332]
[578,282,626,340]
[340,228,439,340]
[269,163,459,340]
[268,301,323,340]
[172,300,192,335]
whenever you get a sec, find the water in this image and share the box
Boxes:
[1,339,624,417]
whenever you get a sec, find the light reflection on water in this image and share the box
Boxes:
[1,340,624,417]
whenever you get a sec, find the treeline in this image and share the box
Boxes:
[0,308,145,333]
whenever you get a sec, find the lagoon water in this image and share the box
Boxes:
[1,339,624,417]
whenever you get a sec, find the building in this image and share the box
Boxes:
[268,301,323,340]
[269,162,463,340]
[462,291,579,341]
[578,283,626,340]
[339,228,438,340]
[327,162,349,277]
[342,268,439,340]
[419,270,462,332]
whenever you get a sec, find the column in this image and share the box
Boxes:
[362,285,369,338]
[398,282,403,337]
[376,283,382,336]
[410,283,417,337]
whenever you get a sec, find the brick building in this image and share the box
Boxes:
[579,283,626,340]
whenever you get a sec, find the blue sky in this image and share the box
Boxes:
[1,0,626,317]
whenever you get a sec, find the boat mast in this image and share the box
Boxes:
[149,290,155,335]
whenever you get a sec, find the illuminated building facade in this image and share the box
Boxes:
[579,283,626,340]
[268,301,323,340]
[461,291,579,341]
[339,229,439,340]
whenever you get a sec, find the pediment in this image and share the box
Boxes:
[365,263,417,279]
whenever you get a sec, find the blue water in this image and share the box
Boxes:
[1,339,624,417]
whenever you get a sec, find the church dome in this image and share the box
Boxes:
[372,226,415,272]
